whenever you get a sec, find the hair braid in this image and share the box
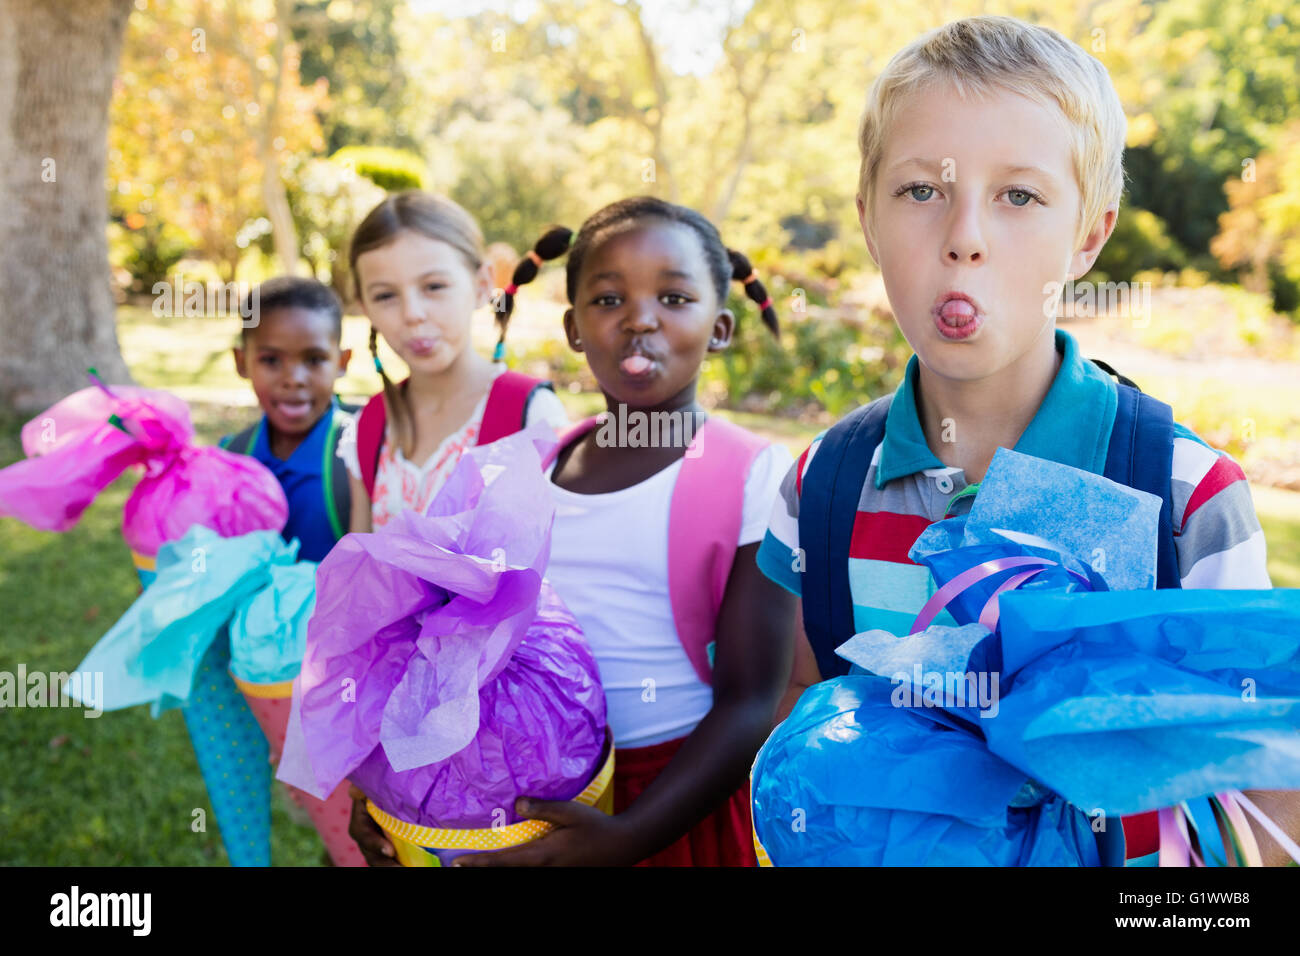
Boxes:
[727,249,779,336]
[494,226,574,360]
[369,325,412,457]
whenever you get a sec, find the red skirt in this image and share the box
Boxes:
[613,735,757,867]
[1122,810,1159,859]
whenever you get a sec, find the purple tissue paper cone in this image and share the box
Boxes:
[276,424,607,828]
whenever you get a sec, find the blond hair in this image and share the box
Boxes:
[348,191,485,460]
[857,16,1127,251]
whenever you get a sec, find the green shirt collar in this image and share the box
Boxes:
[874,328,1117,489]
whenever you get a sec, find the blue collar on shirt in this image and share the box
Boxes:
[873,328,1118,489]
[251,396,340,474]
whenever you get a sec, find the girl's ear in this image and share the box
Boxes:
[707,308,736,353]
[232,345,249,378]
[562,308,583,352]
[474,260,494,310]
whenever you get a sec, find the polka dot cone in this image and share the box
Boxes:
[241,686,367,867]
[180,633,272,867]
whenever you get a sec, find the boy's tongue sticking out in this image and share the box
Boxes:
[934,293,984,341]
[272,397,315,424]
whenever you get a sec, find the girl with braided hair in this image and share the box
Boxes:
[335,191,569,533]
[349,196,799,867]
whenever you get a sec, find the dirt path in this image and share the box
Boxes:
[1064,318,1300,389]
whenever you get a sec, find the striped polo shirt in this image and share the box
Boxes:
[756,328,1272,639]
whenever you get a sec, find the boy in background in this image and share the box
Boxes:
[225,276,355,562]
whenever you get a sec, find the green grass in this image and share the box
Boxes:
[1255,486,1300,588]
[115,305,400,407]
[1,403,335,868]
[0,405,326,866]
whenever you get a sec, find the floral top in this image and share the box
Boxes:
[337,365,569,528]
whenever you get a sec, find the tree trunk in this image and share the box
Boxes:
[261,151,299,276]
[257,0,299,276]
[0,0,136,412]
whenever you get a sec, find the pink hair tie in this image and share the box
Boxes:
[504,283,518,296]
[759,297,773,311]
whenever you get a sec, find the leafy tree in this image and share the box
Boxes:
[291,0,414,153]
[109,0,326,280]
[280,155,385,302]
[1213,120,1300,315]
[1117,0,1300,254]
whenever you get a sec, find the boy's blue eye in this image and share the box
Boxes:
[904,184,935,202]
[1006,188,1042,207]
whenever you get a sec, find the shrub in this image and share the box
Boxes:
[700,292,909,420]
[108,219,191,294]
[330,146,429,192]
[1092,207,1188,283]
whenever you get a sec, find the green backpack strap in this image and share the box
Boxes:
[224,407,352,542]
[219,420,263,456]
[321,404,355,541]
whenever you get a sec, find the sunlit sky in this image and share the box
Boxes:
[406,0,751,75]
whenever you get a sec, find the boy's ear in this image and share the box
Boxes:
[232,344,249,379]
[1068,204,1119,281]
[707,308,736,352]
[562,308,583,352]
[856,195,880,266]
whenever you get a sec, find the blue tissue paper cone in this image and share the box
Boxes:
[751,676,1109,866]
[836,623,993,679]
[963,447,1161,591]
[835,623,1002,726]
[228,560,317,685]
[986,588,1300,815]
[909,447,1161,596]
[69,525,298,712]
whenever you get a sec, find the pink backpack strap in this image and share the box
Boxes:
[541,412,767,687]
[478,371,552,446]
[358,373,550,497]
[355,389,392,500]
[540,415,602,470]
[668,416,768,686]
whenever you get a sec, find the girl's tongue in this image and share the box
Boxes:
[621,355,652,375]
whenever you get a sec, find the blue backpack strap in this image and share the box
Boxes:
[798,394,894,679]
[1102,382,1181,589]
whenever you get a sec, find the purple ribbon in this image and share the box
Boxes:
[910,555,1092,635]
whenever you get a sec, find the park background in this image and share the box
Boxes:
[1,0,1299,864]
